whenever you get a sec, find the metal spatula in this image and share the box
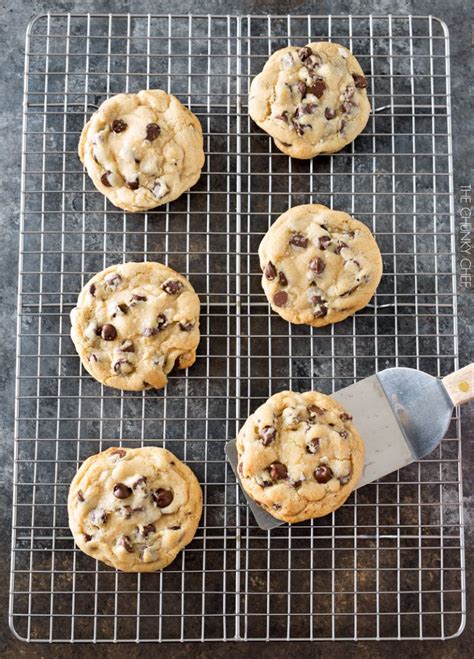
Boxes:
[225,364,473,530]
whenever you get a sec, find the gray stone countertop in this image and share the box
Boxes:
[0,0,472,657]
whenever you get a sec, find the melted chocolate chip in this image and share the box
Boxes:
[89,283,96,296]
[339,430,349,438]
[340,412,353,421]
[105,273,122,288]
[143,327,158,337]
[179,321,194,331]
[309,257,326,274]
[324,108,336,120]
[112,119,127,133]
[264,261,277,280]
[308,405,325,416]
[119,535,134,552]
[314,465,333,483]
[157,313,167,330]
[126,179,140,190]
[352,73,368,89]
[275,111,289,123]
[113,482,132,499]
[84,533,93,542]
[272,503,282,510]
[110,449,126,458]
[88,353,98,362]
[116,303,129,315]
[298,46,313,61]
[153,488,173,508]
[291,479,303,489]
[278,271,288,286]
[342,101,353,114]
[121,505,133,518]
[168,525,181,530]
[259,425,277,446]
[297,103,317,115]
[289,233,308,248]
[335,241,348,254]
[77,490,84,502]
[113,358,133,374]
[101,324,116,341]
[143,523,156,536]
[133,476,147,488]
[162,279,182,295]
[273,290,288,307]
[119,340,134,352]
[145,123,160,141]
[308,79,326,98]
[297,80,306,96]
[319,235,331,250]
[307,438,320,454]
[294,122,305,136]
[130,294,147,304]
[101,171,112,187]
[314,305,328,318]
[270,461,288,481]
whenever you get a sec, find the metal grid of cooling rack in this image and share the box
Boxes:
[9,13,465,643]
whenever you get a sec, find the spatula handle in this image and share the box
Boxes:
[442,363,474,406]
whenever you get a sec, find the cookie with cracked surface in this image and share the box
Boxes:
[258,204,382,327]
[248,42,370,159]
[70,261,200,391]
[236,391,364,523]
[68,446,203,571]
[79,90,205,212]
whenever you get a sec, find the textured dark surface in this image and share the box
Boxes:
[0,0,472,657]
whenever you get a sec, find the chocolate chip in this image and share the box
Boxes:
[352,73,368,89]
[77,490,84,502]
[90,508,108,526]
[273,291,288,307]
[119,535,134,552]
[314,465,333,483]
[162,279,182,295]
[115,303,129,315]
[264,261,277,280]
[145,123,160,141]
[340,120,346,133]
[84,533,93,542]
[298,46,313,61]
[105,273,122,288]
[157,313,167,330]
[259,425,277,446]
[89,283,96,296]
[272,503,282,510]
[168,525,181,530]
[143,523,156,536]
[113,358,133,374]
[289,233,308,248]
[88,353,98,362]
[335,241,348,254]
[101,324,116,341]
[307,438,320,454]
[297,81,306,96]
[324,108,336,120]
[126,179,139,190]
[121,505,133,518]
[294,122,305,136]
[314,305,328,318]
[143,327,158,337]
[179,321,194,331]
[110,449,126,458]
[119,340,134,352]
[308,406,324,418]
[278,271,288,286]
[342,101,353,114]
[345,86,355,100]
[308,79,326,98]
[319,235,331,250]
[309,257,326,274]
[100,171,112,187]
[340,412,353,421]
[270,461,288,481]
[297,103,317,115]
[130,294,147,305]
[112,119,127,133]
[153,488,173,508]
[133,476,146,488]
[291,479,303,489]
[339,430,349,438]
[275,110,289,123]
[113,482,132,499]
[311,296,323,306]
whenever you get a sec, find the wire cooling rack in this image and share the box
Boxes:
[9,13,465,643]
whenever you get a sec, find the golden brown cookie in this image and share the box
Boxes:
[236,391,364,523]
[70,261,200,391]
[68,446,203,572]
[79,90,204,211]
[249,42,370,159]
[258,204,383,327]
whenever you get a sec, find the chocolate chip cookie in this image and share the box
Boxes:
[258,204,383,327]
[79,90,205,211]
[249,42,370,159]
[68,447,203,572]
[236,391,364,523]
[70,261,200,390]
